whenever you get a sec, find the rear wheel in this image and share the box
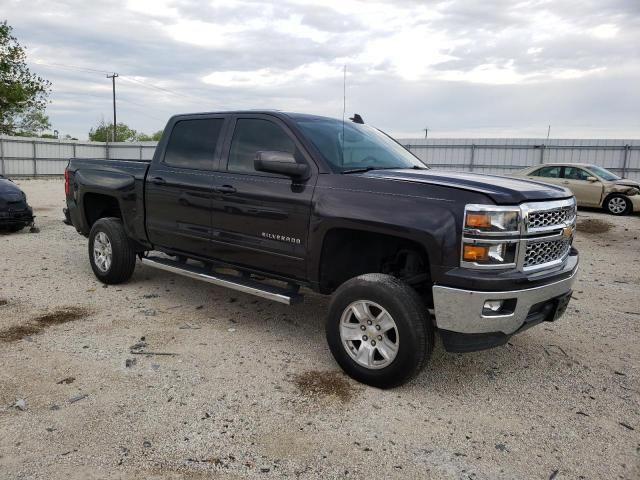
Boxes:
[88,217,137,284]
[605,194,631,215]
[326,274,433,388]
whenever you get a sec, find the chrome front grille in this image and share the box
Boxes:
[527,204,576,230]
[524,238,571,269]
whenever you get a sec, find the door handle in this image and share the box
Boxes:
[151,176,166,185]
[213,185,236,194]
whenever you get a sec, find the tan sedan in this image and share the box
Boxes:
[514,163,640,215]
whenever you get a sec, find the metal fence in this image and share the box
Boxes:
[400,138,640,181]
[0,135,157,177]
[1,135,639,181]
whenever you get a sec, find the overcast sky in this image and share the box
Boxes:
[6,0,640,139]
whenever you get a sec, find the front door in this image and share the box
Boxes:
[562,166,604,206]
[210,115,317,280]
[145,115,227,257]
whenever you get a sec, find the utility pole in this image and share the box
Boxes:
[424,127,429,139]
[106,73,119,142]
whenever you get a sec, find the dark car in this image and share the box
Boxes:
[0,175,34,232]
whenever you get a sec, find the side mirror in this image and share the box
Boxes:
[255,151,310,179]
[586,176,598,182]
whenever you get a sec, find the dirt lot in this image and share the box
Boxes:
[1,178,639,479]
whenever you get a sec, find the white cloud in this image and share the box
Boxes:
[203,61,343,87]
[590,23,619,39]
[9,0,640,138]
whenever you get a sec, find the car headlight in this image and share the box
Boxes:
[461,204,521,269]
[462,242,517,265]
[464,206,520,233]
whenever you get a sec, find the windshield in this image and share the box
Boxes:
[588,165,620,181]
[295,117,427,172]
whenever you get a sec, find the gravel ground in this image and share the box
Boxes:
[1,178,639,480]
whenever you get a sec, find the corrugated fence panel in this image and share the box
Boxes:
[399,137,640,181]
[4,159,34,176]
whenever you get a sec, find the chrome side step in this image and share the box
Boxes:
[140,256,303,305]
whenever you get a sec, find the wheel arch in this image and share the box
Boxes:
[315,226,435,296]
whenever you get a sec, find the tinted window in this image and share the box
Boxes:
[564,167,591,180]
[163,118,224,170]
[228,119,296,174]
[532,166,561,178]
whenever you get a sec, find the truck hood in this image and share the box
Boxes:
[364,169,573,204]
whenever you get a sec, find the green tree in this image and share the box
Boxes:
[89,120,138,142]
[0,21,51,135]
[136,129,163,141]
[15,110,51,136]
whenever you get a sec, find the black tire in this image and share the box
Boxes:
[326,273,433,388]
[604,194,631,216]
[88,217,137,284]
[8,224,25,232]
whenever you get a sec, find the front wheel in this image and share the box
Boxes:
[88,217,137,284]
[326,274,433,388]
[605,194,631,215]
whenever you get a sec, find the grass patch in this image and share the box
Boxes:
[576,218,612,234]
[0,306,90,343]
[292,370,353,402]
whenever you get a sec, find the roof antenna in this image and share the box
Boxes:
[342,64,346,165]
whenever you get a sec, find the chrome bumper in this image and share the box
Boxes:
[433,257,578,335]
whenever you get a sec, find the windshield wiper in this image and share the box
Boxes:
[341,167,380,174]
[342,165,427,174]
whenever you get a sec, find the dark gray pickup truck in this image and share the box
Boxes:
[66,111,579,387]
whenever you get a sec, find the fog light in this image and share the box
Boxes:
[483,300,504,315]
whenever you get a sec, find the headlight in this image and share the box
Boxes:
[464,206,520,233]
[462,242,517,266]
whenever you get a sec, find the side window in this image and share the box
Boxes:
[564,167,590,180]
[163,118,224,170]
[532,166,561,178]
[228,119,296,174]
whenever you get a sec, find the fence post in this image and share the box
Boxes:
[0,138,4,175]
[72,142,77,159]
[139,144,143,160]
[469,144,475,172]
[539,144,545,164]
[32,140,37,177]
[621,144,630,178]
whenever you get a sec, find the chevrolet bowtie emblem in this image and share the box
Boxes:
[562,224,574,238]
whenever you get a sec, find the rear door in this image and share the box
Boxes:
[561,166,603,206]
[210,114,317,280]
[145,115,227,257]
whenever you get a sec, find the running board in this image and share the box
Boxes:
[140,256,303,305]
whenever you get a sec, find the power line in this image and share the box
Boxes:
[33,61,214,105]
[118,76,214,105]
[32,61,111,75]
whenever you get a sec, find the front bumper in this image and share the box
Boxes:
[433,253,578,351]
